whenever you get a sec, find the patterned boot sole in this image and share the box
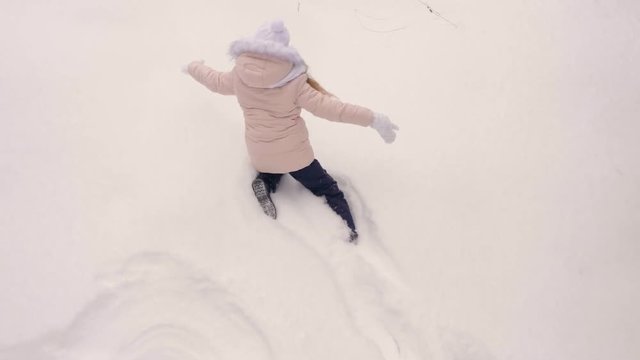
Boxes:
[252,179,277,219]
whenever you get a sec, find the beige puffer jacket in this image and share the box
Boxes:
[187,54,374,173]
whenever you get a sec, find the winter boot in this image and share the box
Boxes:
[252,178,277,219]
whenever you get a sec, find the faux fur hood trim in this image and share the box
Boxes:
[228,38,306,67]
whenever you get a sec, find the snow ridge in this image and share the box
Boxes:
[1,253,275,360]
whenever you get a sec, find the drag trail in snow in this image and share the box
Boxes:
[272,174,444,360]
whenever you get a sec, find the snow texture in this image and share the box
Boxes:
[1,0,639,360]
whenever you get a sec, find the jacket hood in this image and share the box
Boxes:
[235,54,300,89]
[229,22,307,88]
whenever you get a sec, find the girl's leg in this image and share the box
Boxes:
[255,172,283,193]
[289,160,357,233]
[252,172,283,219]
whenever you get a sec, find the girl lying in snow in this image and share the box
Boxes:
[184,20,398,243]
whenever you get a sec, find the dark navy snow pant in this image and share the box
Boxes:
[255,159,356,231]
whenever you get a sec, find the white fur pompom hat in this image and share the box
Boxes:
[254,19,290,46]
[229,20,305,66]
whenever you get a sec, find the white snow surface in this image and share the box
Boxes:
[1,0,639,359]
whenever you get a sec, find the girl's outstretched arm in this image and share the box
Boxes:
[296,76,399,143]
[296,76,373,127]
[186,60,235,95]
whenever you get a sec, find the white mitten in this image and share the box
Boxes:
[181,60,204,74]
[370,112,399,143]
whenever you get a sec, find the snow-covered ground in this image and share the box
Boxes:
[1,0,639,359]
